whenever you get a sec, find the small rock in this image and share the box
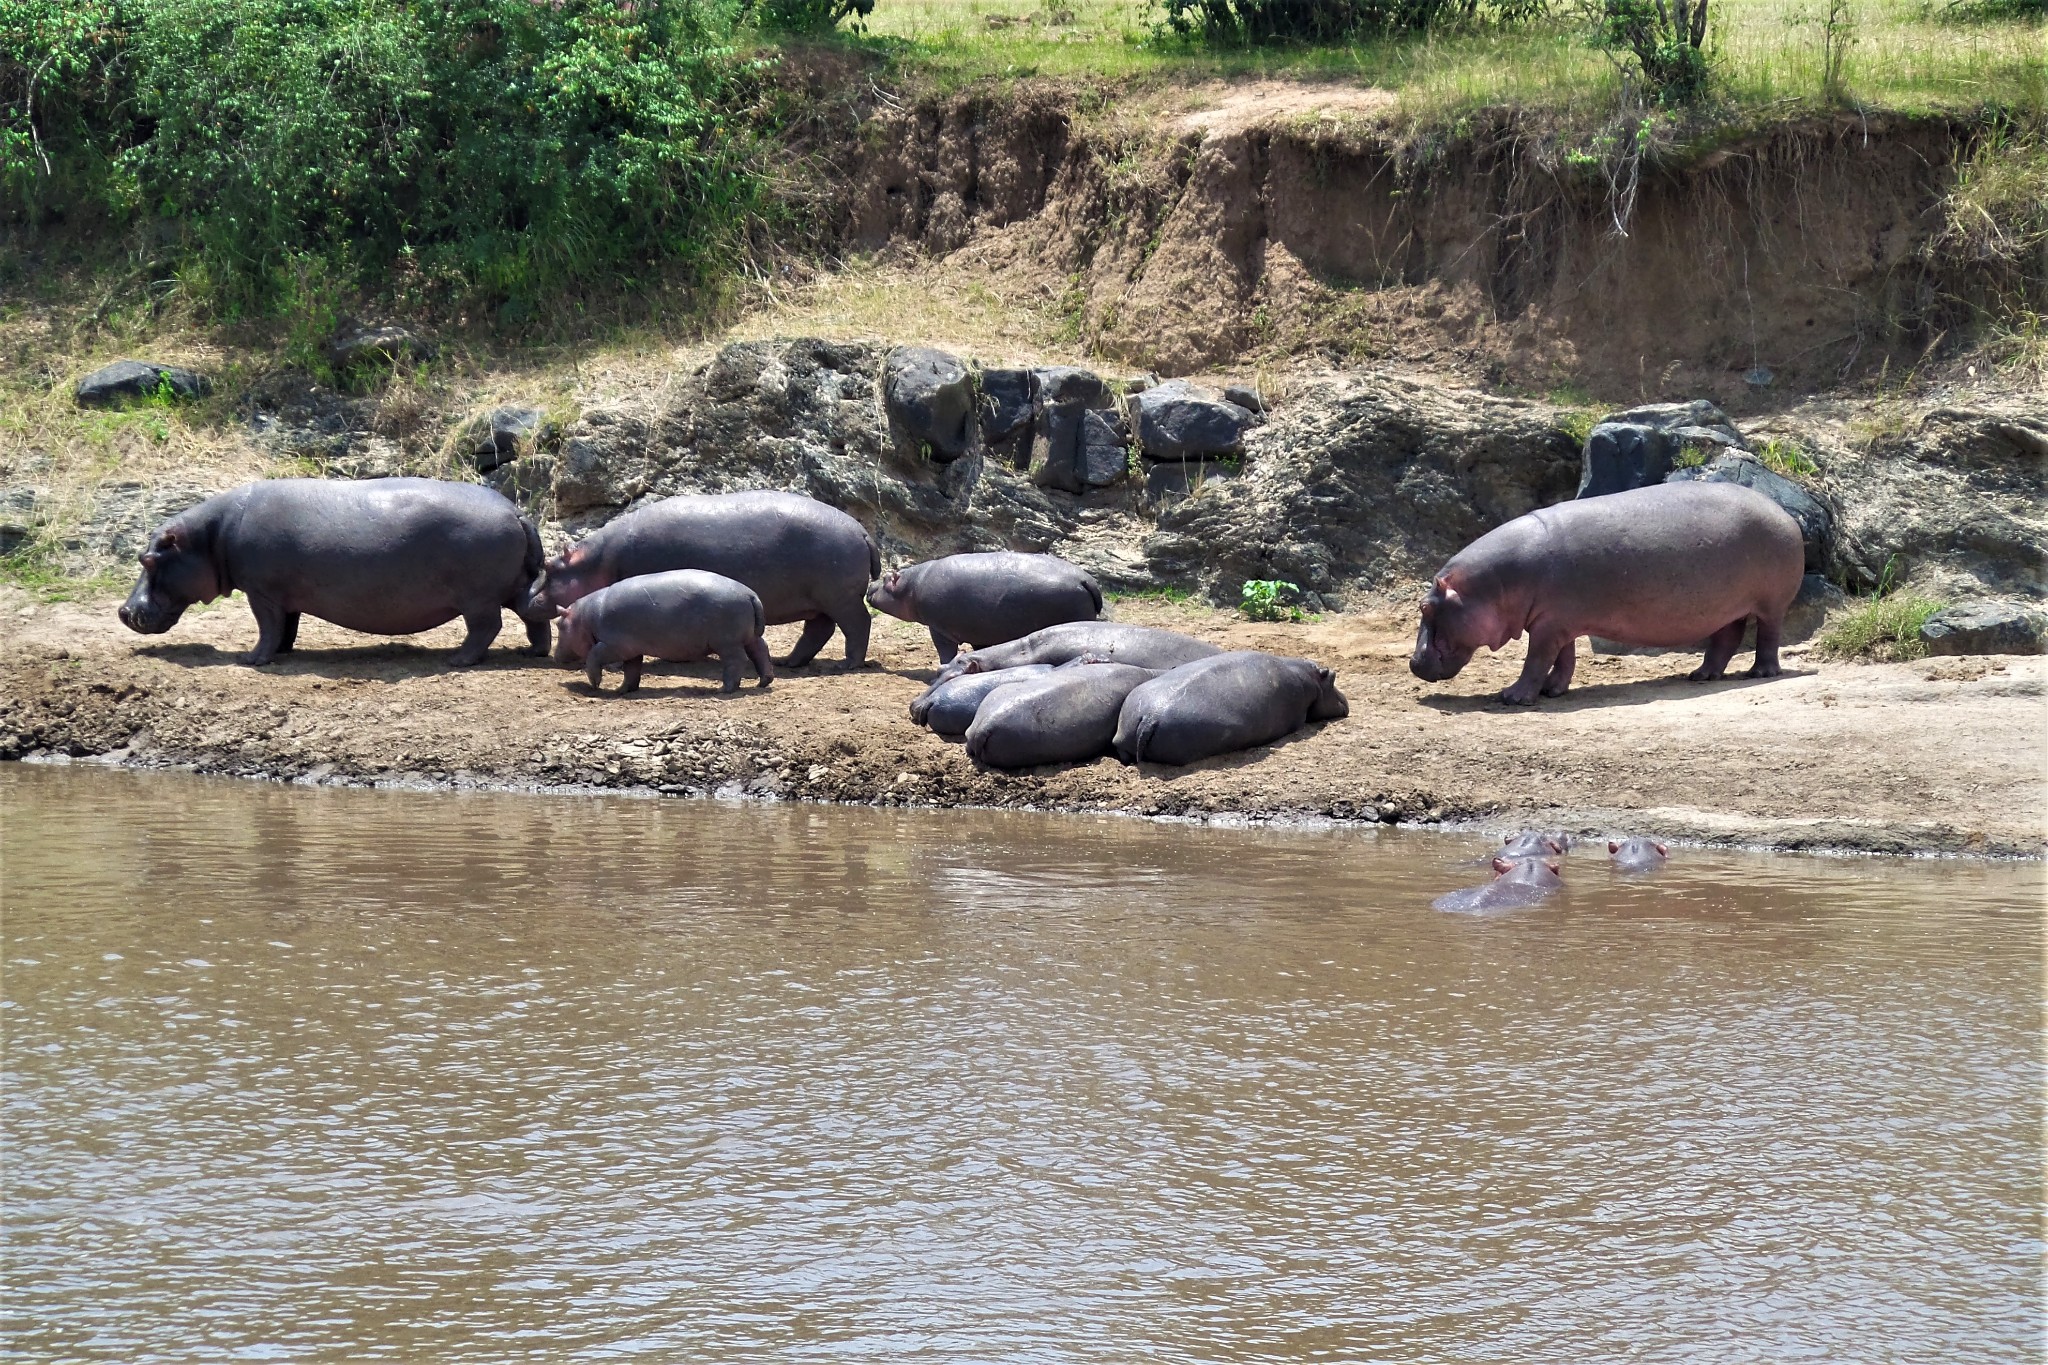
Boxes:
[1145,457,1235,502]
[1222,383,1266,414]
[1033,367,1104,408]
[884,347,976,461]
[324,325,433,372]
[977,368,1035,444]
[1133,380,1253,461]
[75,360,213,408]
[1078,410,1130,487]
[1920,601,2048,656]
[470,406,547,471]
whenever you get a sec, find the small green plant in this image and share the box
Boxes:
[1240,578,1306,622]
[1818,556,1942,661]
[1672,441,1714,470]
[1755,436,1820,480]
[747,0,874,32]
[1558,408,1602,446]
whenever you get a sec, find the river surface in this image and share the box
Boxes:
[2,765,2042,1362]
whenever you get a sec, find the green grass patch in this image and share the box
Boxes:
[1818,591,1943,660]
[1755,435,1821,480]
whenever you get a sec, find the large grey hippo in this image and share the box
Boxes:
[933,622,1221,688]
[910,664,1057,736]
[117,477,550,666]
[1410,481,1804,704]
[963,661,1158,770]
[542,491,878,669]
[553,569,772,694]
[867,552,1103,664]
[1112,651,1348,767]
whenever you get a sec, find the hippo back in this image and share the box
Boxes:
[586,491,874,624]
[963,663,1158,769]
[1113,652,1330,767]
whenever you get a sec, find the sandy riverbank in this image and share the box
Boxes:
[4,588,2042,857]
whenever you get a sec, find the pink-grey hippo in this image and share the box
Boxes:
[963,660,1159,770]
[552,569,772,694]
[1432,857,1565,915]
[1609,837,1670,873]
[118,477,550,666]
[933,622,1222,689]
[1112,651,1348,767]
[542,491,878,669]
[867,552,1103,664]
[1409,481,1805,705]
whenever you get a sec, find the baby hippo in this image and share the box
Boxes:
[911,665,1056,737]
[1113,652,1349,767]
[964,660,1158,770]
[552,569,772,694]
[1491,829,1571,863]
[935,622,1221,688]
[1609,837,1669,873]
[1432,857,1565,915]
[868,552,1103,664]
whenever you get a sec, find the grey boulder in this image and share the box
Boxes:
[1027,367,1107,494]
[1079,409,1130,487]
[978,367,1035,454]
[1133,380,1254,461]
[885,347,976,461]
[75,360,213,408]
[1576,400,1746,499]
[471,406,548,472]
[1919,601,2048,656]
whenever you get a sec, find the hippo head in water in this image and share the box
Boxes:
[118,520,226,635]
[540,542,610,612]
[1410,574,1511,682]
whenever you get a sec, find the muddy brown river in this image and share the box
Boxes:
[2,765,2042,1361]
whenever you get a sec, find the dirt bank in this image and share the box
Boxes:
[6,588,2041,857]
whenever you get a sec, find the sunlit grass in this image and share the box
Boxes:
[849,0,2045,122]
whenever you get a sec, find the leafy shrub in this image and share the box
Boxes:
[1158,0,1549,45]
[747,0,874,31]
[5,0,770,317]
[1592,0,1713,103]
[1818,557,1941,661]
[1241,579,1307,622]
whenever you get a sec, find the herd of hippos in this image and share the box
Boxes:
[117,469,1808,907]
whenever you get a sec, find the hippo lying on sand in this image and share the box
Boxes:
[868,553,1103,664]
[936,623,1220,687]
[118,478,550,666]
[1410,482,1804,704]
[1609,837,1669,873]
[1433,857,1564,914]
[1113,652,1349,767]
[964,660,1158,769]
[912,664,1056,736]
[543,491,878,669]
[553,569,772,694]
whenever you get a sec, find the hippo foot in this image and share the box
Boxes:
[448,652,487,669]
[1687,666,1727,683]
[1497,685,1541,706]
[756,678,773,690]
[1745,661,1782,678]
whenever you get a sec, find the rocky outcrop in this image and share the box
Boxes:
[883,347,977,460]
[74,361,212,407]
[1576,400,1745,498]
[1920,601,2048,656]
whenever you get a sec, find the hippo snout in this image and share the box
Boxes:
[117,593,180,635]
[1409,650,1452,682]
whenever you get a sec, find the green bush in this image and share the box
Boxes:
[747,0,873,32]
[1158,0,1549,45]
[1593,0,1713,103]
[4,0,770,317]
[1241,578,1307,622]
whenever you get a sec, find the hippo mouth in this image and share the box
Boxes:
[117,601,184,635]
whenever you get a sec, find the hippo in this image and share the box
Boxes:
[542,491,878,669]
[1409,481,1805,704]
[963,660,1159,770]
[552,569,772,694]
[1432,857,1564,915]
[934,622,1221,688]
[117,477,550,666]
[911,664,1057,736]
[1112,651,1349,767]
[867,552,1104,664]
[1609,837,1670,873]
[1493,829,1571,862]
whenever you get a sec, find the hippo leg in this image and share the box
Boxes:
[620,657,644,694]
[522,618,550,657]
[1501,627,1572,705]
[245,594,292,666]
[449,607,503,667]
[929,628,960,665]
[1746,615,1784,678]
[583,639,622,691]
[277,612,301,656]
[717,649,745,693]
[744,635,775,689]
[1540,636,1578,698]
[833,600,872,668]
[1688,619,1748,682]
[778,614,836,669]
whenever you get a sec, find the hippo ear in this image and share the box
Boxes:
[140,550,161,569]
[1654,842,1668,855]
[886,570,902,590]
[1490,855,1511,874]
[1547,860,1561,876]
[1434,575,1463,607]
[1608,840,1621,853]
[155,528,184,553]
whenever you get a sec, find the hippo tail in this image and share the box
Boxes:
[514,515,548,618]
[866,532,881,582]
[752,592,766,640]
[1083,572,1104,618]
